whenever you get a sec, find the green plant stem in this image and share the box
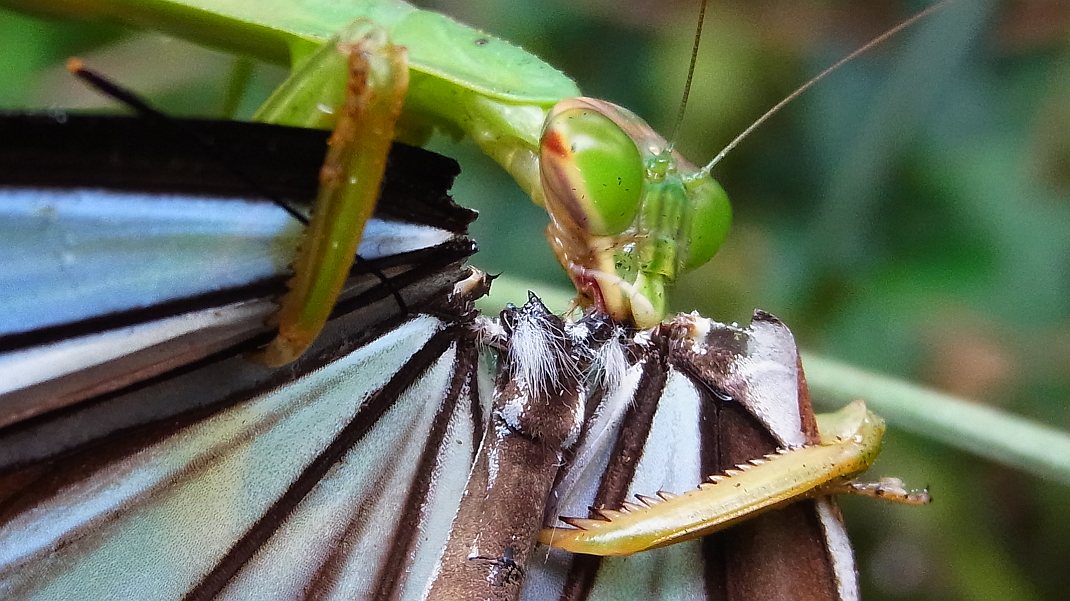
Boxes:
[803,352,1070,487]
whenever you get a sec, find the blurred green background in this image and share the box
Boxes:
[1,0,1068,598]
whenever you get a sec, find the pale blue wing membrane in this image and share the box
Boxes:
[0,188,459,335]
[0,187,301,337]
[0,189,458,386]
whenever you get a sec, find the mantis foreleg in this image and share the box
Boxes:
[539,401,929,556]
[255,20,409,366]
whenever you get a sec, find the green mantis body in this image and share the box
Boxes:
[1,0,925,560]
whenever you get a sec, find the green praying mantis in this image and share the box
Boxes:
[16,0,734,364]
[0,0,934,561]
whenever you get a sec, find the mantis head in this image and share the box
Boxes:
[533,0,945,329]
[539,97,731,328]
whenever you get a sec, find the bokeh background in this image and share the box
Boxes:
[1,0,1068,599]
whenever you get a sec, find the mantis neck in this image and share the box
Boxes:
[399,71,554,207]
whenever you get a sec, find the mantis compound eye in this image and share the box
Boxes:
[540,107,644,237]
[680,172,732,272]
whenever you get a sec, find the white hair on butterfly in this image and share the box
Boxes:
[501,292,584,401]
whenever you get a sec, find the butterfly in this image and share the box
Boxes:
[0,112,859,600]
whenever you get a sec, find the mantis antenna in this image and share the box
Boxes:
[667,0,709,150]
[704,0,952,171]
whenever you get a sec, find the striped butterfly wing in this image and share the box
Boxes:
[0,115,858,600]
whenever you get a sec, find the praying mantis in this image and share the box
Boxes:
[0,0,948,585]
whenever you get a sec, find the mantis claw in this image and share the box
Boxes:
[831,477,932,506]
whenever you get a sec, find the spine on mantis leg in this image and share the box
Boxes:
[539,401,891,556]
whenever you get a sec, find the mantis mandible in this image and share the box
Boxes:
[1,0,935,561]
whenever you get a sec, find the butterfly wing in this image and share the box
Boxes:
[0,114,484,599]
